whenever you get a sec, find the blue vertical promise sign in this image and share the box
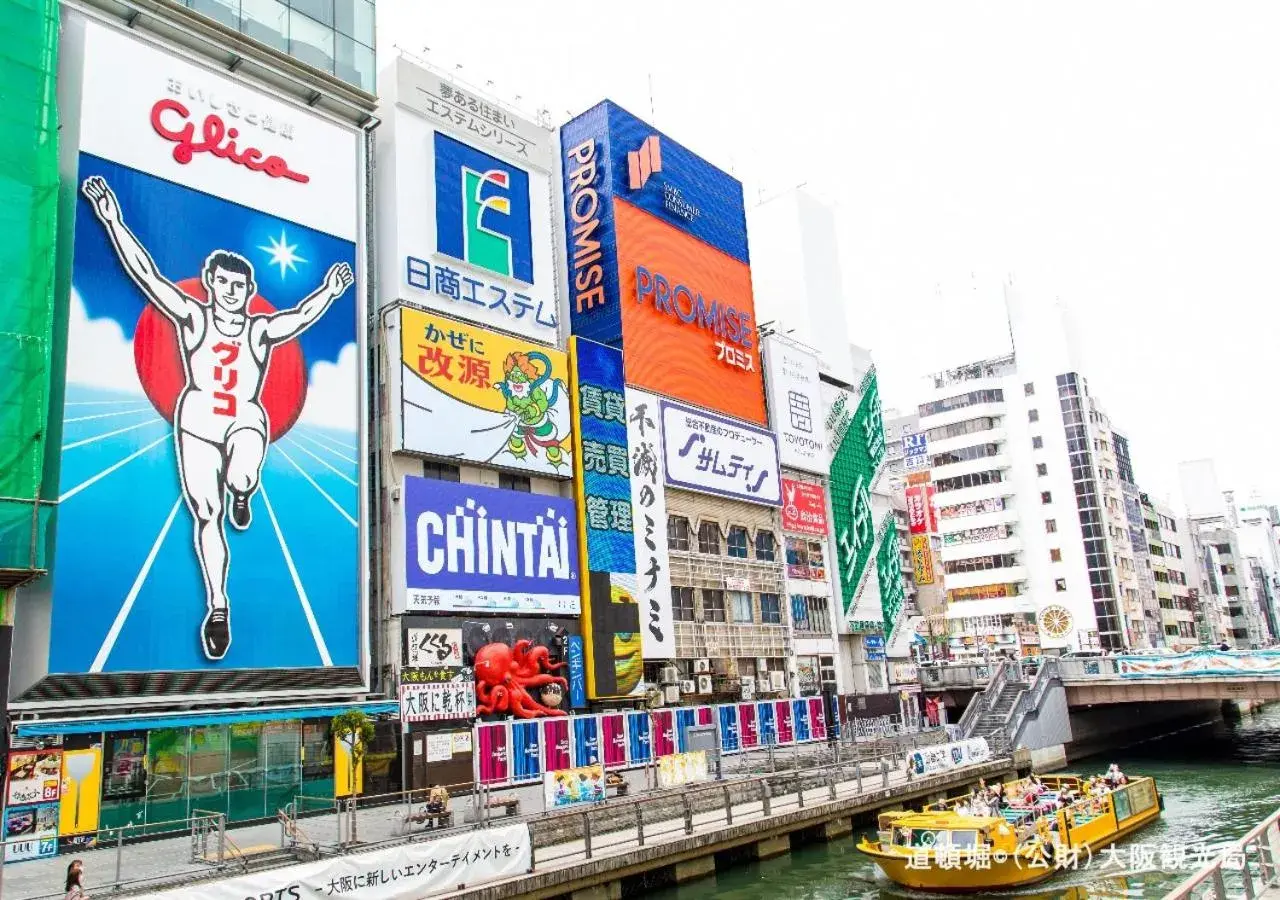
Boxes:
[570,338,643,698]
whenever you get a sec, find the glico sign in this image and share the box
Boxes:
[560,101,765,425]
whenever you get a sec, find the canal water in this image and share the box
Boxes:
[649,703,1280,900]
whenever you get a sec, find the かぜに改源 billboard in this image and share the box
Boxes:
[50,18,363,677]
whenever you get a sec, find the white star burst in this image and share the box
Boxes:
[258,229,307,279]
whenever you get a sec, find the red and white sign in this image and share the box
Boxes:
[906,486,928,535]
[782,478,828,536]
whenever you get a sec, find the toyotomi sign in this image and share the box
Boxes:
[661,400,780,506]
[763,335,826,472]
[400,477,580,614]
[379,56,559,343]
[52,16,362,676]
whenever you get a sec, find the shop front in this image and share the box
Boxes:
[11,702,397,846]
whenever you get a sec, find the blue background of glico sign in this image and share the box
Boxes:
[574,338,636,573]
[560,101,750,344]
[403,476,580,597]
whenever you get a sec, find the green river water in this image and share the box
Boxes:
[649,703,1280,900]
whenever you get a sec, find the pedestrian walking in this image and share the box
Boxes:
[64,858,88,899]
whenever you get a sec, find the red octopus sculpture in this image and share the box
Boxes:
[474,639,569,718]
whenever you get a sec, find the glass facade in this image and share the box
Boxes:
[98,718,342,831]
[180,0,375,92]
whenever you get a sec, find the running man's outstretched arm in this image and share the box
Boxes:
[262,262,354,344]
[81,177,198,326]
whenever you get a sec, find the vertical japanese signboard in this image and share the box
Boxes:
[911,534,935,585]
[906,485,930,535]
[626,389,674,659]
[824,372,886,617]
[762,335,826,473]
[570,339,643,698]
[876,518,906,641]
[395,308,573,476]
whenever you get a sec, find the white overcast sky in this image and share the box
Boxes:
[378,2,1280,510]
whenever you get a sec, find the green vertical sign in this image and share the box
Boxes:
[876,517,906,641]
[825,371,885,616]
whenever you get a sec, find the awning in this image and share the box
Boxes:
[15,700,398,738]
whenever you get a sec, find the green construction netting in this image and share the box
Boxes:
[0,0,58,574]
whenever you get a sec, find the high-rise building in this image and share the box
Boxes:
[1141,495,1198,648]
[915,282,1134,653]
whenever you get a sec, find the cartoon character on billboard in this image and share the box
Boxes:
[80,176,354,660]
[497,351,565,468]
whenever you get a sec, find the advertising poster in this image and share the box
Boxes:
[131,822,532,900]
[781,478,828,536]
[400,477,580,614]
[543,763,605,809]
[626,388,674,659]
[660,400,781,506]
[425,734,453,762]
[911,534,935,585]
[3,802,59,863]
[560,101,766,425]
[59,748,102,840]
[380,57,559,344]
[6,751,61,807]
[404,616,581,720]
[396,308,571,476]
[53,20,361,673]
[785,537,828,584]
[569,339,643,698]
[405,628,463,668]
[398,668,476,723]
[824,373,886,616]
[903,432,929,473]
[762,336,827,472]
[656,751,708,789]
[905,485,929,535]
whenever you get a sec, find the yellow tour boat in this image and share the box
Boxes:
[857,772,1162,893]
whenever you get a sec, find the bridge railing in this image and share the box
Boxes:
[1164,805,1280,899]
[956,658,1012,740]
[999,656,1061,750]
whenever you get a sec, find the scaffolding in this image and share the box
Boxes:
[0,0,58,585]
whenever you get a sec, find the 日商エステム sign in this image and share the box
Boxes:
[379,57,560,344]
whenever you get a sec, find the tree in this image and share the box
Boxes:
[331,710,375,844]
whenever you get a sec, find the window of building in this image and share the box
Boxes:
[1045,519,1058,533]
[1024,382,1035,396]
[918,389,1004,418]
[1028,409,1040,423]
[698,522,721,555]
[755,531,777,562]
[499,473,531,492]
[1050,548,1062,562]
[1032,435,1044,450]
[1036,463,1048,477]
[726,526,749,559]
[672,586,695,622]
[667,516,691,551]
[760,593,782,625]
[924,417,999,442]
[1041,491,1052,504]
[931,443,1001,467]
[790,595,831,633]
[729,590,753,623]
[933,470,1005,493]
[942,554,1020,575]
[702,589,726,622]
[423,461,460,482]
[1055,578,1067,592]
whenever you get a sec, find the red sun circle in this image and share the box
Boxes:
[132,277,307,443]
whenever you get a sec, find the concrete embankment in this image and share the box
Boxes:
[438,753,1029,900]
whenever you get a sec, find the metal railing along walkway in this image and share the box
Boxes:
[1165,806,1280,899]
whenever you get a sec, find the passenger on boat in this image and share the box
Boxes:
[1104,764,1127,787]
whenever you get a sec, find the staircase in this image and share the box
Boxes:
[969,677,1028,746]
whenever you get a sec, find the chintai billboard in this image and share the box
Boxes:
[46,16,363,682]
[398,476,580,615]
[560,101,766,425]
